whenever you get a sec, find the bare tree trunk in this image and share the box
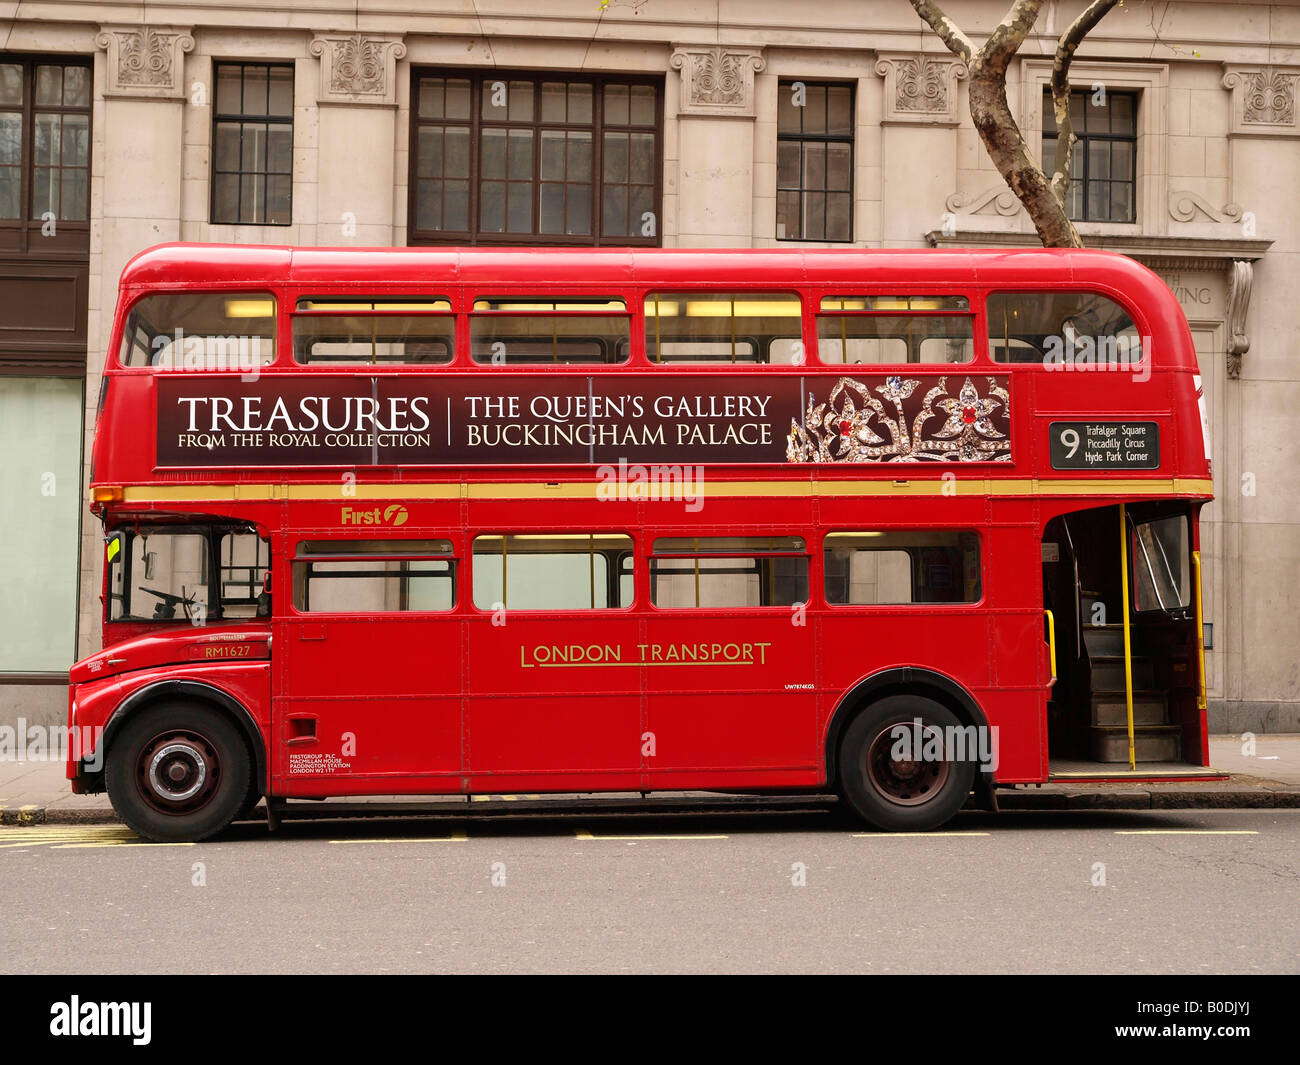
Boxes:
[911,0,1120,249]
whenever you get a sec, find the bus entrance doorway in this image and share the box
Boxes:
[1042,503,1216,779]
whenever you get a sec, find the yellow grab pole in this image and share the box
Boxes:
[1192,550,1207,711]
[1045,609,1057,684]
[1119,504,1136,770]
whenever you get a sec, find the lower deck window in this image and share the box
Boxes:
[472,533,633,609]
[293,540,456,612]
[651,536,808,607]
[824,531,981,605]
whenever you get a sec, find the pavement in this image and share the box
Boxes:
[1,734,1298,827]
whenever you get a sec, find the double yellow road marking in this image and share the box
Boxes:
[0,826,192,848]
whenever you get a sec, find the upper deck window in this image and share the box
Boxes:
[987,291,1143,367]
[470,297,629,365]
[293,298,454,365]
[817,295,974,364]
[118,292,276,369]
[645,292,803,365]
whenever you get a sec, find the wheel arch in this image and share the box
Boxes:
[88,680,266,794]
[823,667,990,790]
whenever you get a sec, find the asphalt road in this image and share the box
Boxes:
[1,807,1295,974]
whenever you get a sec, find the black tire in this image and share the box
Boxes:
[105,701,251,843]
[837,695,978,831]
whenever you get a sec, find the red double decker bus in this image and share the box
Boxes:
[69,244,1218,841]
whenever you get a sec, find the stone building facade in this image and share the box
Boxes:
[2,1,1297,732]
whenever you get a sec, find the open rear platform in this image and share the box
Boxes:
[1048,759,1226,782]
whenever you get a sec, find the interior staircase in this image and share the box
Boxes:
[1080,594,1182,763]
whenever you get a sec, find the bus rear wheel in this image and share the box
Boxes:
[106,702,250,843]
[837,696,976,831]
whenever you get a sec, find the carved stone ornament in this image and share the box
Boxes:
[310,32,407,106]
[96,24,194,99]
[1226,259,1253,379]
[945,186,1021,217]
[875,52,967,125]
[670,46,765,117]
[1168,191,1244,224]
[1222,65,1300,136]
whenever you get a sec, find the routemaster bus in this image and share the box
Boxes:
[68,244,1219,841]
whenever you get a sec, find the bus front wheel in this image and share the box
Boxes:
[837,696,976,831]
[106,702,250,843]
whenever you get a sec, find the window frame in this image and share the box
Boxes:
[0,54,92,253]
[407,69,664,247]
[469,296,632,366]
[291,297,457,367]
[643,290,805,366]
[775,79,855,244]
[107,523,269,624]
[1041,87,1137,224]
[648,535,811,610]
[821,529,985,609]
[291,538,459,615]
[469,532,636,613]
[815,295,976,366]
[210,60,295,227]
[984,287,1148,369]
[115,289,280,369]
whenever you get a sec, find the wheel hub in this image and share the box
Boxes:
[864,722,951,807]
[136,731,221,814]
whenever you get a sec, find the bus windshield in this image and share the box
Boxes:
[107,524,269,623]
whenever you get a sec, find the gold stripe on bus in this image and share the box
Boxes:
[115,477,1212,504]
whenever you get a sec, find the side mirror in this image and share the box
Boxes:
[262,570,272,594]
[143,551,157,581]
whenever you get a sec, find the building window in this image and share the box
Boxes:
[212,62,294,225]
[409,71,661,246]
[776,81,853,242]
[1042,88,1136,223]
[0,57,91,242]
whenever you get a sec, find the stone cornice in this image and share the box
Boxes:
[925,230,1274,267]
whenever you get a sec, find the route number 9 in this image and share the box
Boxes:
[1059,427,1081,459]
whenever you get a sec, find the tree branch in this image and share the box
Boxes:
[980,0,1046,75]
[907,0,976,64]
[1049,0,1122,208]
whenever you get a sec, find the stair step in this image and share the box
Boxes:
[1088,725,1182,763]
[1090,694,1169,726]
[1082,626,1127,656]
[1091,655,1155,689]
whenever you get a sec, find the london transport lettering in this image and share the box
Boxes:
[520,641,773,667]
[155,373,1015,466]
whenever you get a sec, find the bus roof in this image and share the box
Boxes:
[117,242,1169,300]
